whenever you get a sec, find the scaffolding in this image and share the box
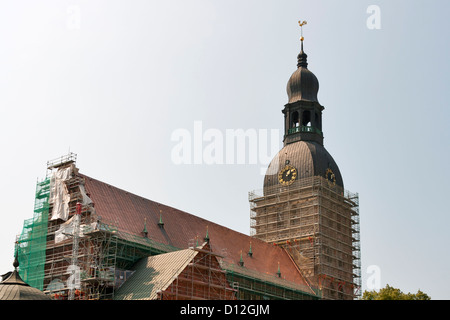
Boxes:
[158,242,237,300]
[17,154,178,300]
[249,176,361,300]
[16,153,334,301]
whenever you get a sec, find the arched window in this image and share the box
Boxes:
[315,112,321,129]
[302,111,311,127]
[291,111,299,127]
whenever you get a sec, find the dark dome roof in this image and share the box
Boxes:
[0,257,51,300]
[0,270,51,300]
[263,141,343,191]
[286,46,319,103]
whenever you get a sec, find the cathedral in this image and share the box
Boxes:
[11,23,360,300]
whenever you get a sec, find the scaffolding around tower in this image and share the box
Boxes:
[249,175,361,300]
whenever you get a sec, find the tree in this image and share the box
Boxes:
[362,284,431,300]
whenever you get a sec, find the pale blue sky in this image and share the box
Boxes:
[0,0,449,299]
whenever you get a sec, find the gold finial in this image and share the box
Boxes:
[298,20,307,41]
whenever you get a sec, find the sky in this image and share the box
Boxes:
[0,0,449,299]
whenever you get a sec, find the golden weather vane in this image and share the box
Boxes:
[298,20,307,41]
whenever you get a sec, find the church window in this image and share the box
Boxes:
[291,111,299,127]
[302,111,311,127]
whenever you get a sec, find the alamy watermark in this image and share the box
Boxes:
[170,121,281,174]
[67,5,81,30]
[367,5,381,30]
[366,265,381,291]
[66,264,81,289]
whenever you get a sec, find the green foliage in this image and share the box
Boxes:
[362,284,431,300]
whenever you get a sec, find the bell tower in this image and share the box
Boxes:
[249,21,361,300]
[283,21,323,147]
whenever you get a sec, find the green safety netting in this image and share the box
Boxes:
[16,178,50,290]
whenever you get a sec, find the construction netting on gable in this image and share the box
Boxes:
[16,178,51,291]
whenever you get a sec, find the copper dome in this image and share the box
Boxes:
[263,140,343,191]
[0,256,51,300]
[286,44,319,103]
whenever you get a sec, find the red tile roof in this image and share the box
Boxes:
[82,174,314,293]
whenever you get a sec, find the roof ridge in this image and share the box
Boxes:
[80,173,261,239]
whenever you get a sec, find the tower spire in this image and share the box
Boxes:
[13,241,19,270]
[297,20,308,68]
[204,225,209,242]
[239,250,244,267]
[277,261,281,278]
[142,218,148,237]
[299,20,307,42]
[158,209,164,228]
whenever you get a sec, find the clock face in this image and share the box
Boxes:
[278,165,297,186]
[326,168,336,185]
